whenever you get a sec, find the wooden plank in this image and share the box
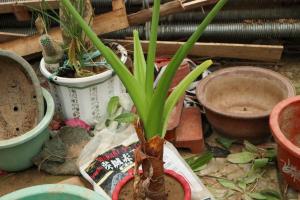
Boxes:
[128,1,183,25]
[182,0,218,10]
[109,39,283,62]
[0,0,58,14]
[0,32,28,43]
[93,8,129,35]
[0,8,129,56]
[128,0,217,25]
[12,5,31,21]
[112,0,125,11]
[0,28,61,56]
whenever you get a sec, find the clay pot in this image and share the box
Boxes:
[112,169,191,200]
[270,96,300,190]
[196,67,295,142]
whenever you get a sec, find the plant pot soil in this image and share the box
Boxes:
[0,51,44,140]
[196,66,295,143]
[113,169,191,200]
[270,96,300,191]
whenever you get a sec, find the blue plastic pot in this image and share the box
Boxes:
[0,89,54,171]
[1,184,106,200]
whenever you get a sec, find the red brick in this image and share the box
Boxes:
[175,107,204,154]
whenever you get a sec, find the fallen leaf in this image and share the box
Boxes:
[227,151,257,164]
[260,190,281,200]
[244,140,259,153]
[253,158,269,169]
[216,136,236,149]
[243,194,253,200]
[185,152,213,172]
[238,181,247,191]
[247,192,267,199]
[243,173,261,184]
[218,178,243,192]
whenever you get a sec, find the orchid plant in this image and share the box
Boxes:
[61,0,227,198]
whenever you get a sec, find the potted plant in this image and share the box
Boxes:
[61,0,227,198]
[38,0,130,125]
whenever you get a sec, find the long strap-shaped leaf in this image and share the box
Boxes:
[61,0,148,122]
[145,0,160,100]
[161,60,213,137]
[145,0,227,139]
[133,30,146,90]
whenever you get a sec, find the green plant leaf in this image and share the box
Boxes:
[265,149,277,159]
[247,192,267,200]
[260,190,281,200]
[145,0,160,100]
[185,151,213,172]
[217,179,242,192]
[227,152,257,164]
[107,96,120,116]
[162,60,213,137]
[243,173,261,184]
[114,112,138,124]
[253,158,269,169]
[216,136,236,149]
[145,0,228,139]
[238,181,247,191]
[244,140,259,153]
[243,194,253,200]
[60,0,148,124]
[133,30,146,89]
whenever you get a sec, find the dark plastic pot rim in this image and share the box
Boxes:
[0,88,54,149]
[197,66,296,119]
[270,96,300,157]
[112,169,191,200]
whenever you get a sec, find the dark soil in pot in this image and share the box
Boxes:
[57,42,132,78]
[118,175,184,200]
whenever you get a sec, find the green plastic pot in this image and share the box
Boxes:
[1,184,106,200]
[0,89,54,172]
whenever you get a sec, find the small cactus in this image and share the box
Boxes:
[40,34,64,72]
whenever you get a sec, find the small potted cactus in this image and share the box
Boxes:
[38,0,130,125]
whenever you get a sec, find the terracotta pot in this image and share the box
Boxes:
[270,96,300,191]
[112,169,191,200]
[196,67,295,142]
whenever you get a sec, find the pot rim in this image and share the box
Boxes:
[40,58,114,87]
[196,66,296,119]
[112,169,191,200]
[270,95,300,157]
[0,88,54,149]
[1,184,105,200]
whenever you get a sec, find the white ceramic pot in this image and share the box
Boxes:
[40,46,128,125]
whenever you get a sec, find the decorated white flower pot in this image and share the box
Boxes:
[40,44,128,125]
